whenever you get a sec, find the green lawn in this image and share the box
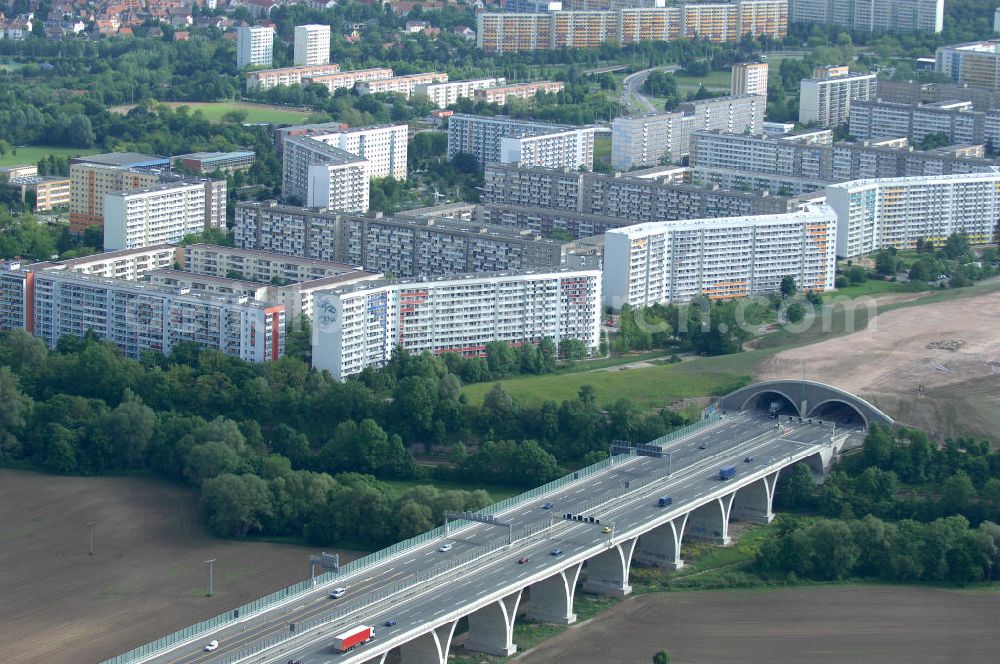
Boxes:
[461,359,751,409]
[177,102,314,125]
[822,279,930,300]
[0,145,89,168]
[594,135,611,167]
[673,69,732,93]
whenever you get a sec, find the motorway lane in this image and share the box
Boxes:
[154,413,810,663]
[281,418,836,663]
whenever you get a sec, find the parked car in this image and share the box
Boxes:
[438,543,453,552]
[329,587,347,599]
[204,640,219,652]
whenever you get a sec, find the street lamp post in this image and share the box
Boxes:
[204,559,217,597]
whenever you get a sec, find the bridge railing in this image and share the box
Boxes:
[647,412,722,448]
[101,435,644,663]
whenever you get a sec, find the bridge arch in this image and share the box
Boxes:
[719,380,893,429]
[806,398,868,428]
[742,389,800,417]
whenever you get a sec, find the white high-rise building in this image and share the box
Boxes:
[282,136,371,212]
[731,62,769,97]
[825,173,1000,258]
[799,67,877,127]
[237,25,274,69]
[104,182,213,251]
[789,0,943,34]
[294,125,408,180]
[602,204,837,308]
[293,24,331,66]
[448,114,596,170]
[312,269,602,380]
[4,267,284,362]
[612,112,694,171]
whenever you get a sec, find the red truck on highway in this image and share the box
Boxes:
[333,625,374,653]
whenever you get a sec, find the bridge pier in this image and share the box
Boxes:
[581,538,637,597]
[730,472,779,524]
[400,621,458,664]
[525,563,582,624]
[686,495,735,545]
[634,514,687,570]
[464,589,523,656]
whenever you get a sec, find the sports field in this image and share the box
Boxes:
[108,101,315,125]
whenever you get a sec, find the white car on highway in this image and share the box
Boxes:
[438,543,453,552]
[204,640,219,651]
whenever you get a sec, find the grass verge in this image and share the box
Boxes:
[461,360,750,409]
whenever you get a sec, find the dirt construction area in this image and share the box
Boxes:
[756,289,1000,440]
[0,469,358,664]
[519,585,1000,664]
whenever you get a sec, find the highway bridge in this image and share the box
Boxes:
[111,381,886,664]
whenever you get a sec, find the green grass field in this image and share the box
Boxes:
[822,279,929,299]
[0,145,88,168]
[180,102,314,124]
[109,101,316,125]
[461,359,752,409]
[673,69,732,93]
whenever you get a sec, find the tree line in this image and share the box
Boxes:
[0,329,694,545]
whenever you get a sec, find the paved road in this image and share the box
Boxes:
[621,65,680,115]
[146,412,844,664]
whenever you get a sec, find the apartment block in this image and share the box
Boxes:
[482,163,797,226]
[731,62,769,96]
[788,0,943,33]
[602,204,837,308]
[103,182,210,251]
[312,269,602,380]
[679,94,766,134]
[825,173,1000,257]
[300,67,395,94]
[244,63,342,92]
[237,25,273,69]
[937,41,1000,89]
[69,153,171,233]
[356,73,449,98]
[175,151,256,174]
[293,24,331,66]
[29,270,283,361]
[799,67,877,127]
[688,130,1000,195]
[477,2,786,53]
[232,200,571,277]
[612,112,694,170]
[415,78,506,109]
[848,100,985,145]
[180,243,378,321]
[282,124,408,180]
[473,81,565,105]
[876,80,1000,112]
[7,175,70,211]
[282,136,370,212]
[447,114,596,170]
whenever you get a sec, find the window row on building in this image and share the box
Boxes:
[825,173,1000,258]
[311,269,602,379]
[602,205,837,308]
[476,1,788,53]
[447,114,596,170]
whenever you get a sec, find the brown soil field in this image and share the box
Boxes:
[0,469,360,664]
[519,585,1000,664]
[756,290,1000,440]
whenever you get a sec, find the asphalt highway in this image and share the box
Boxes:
[144,412,841,664]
